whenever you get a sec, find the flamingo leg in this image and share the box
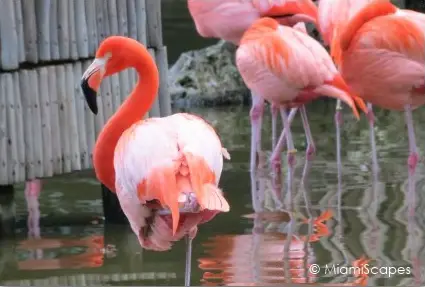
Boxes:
[280,107,296,205]
[299,105,316,160]
[335,99,343,193]
[184,235,193,287]
[405,104,418,217]
[270,107,298,174]
[367,103,379,174]
[271,103,279,149]
[25,179,42,238]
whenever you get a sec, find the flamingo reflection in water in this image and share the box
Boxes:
[17,182,110,270]
[200,159,369,286]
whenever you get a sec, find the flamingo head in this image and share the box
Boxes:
[80,36,147,114]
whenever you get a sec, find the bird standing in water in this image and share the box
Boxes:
[330,0,425,212]
[316,0,377,183]
[80,36,231,286]
[236,18,367,204]
[188,0,319,174]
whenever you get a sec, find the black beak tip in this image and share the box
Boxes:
[81,78,98,115]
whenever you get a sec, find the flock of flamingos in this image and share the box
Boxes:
[18,0,425,285]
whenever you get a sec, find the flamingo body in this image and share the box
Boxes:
[188,0,318,45]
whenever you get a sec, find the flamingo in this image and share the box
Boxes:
[316,0,378,186]
[187,0,319,173]
[235,18,368,206]
[80,36,231,286]
[330,0,425,210]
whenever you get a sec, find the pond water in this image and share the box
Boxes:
[1,1,425,286]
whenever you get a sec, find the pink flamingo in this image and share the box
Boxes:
[80,36,231,286]
[235,18,367,206]
[316,0,378,185]
[187,0,319,173]
[330,0,425,213]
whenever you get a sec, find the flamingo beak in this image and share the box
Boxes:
[81,58,106,115]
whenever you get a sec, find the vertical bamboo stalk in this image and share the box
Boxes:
[38,67,53,177]
[135,0,147,45]
[126,0,138,40]
[47,65,62,174]
[117,0,129,37]
[49,0,60,60]
[95,0,105,44]
[84,0,98,56]
[156,46,171,117]
[0,0,19,69]
[82,60,96,164]
[19,70,35,179]
[58,0,70,59]
[28,70,44,178]
[68,0,79,60]
[74,0,89,58]
[35,0,51,61]
[56,65,71,173]
[65,64,81,171]
[147,49,160,117]
[21,0,38,63]
[73,62,89,169]
[0,76,8,183]
[14,0,26,63]
[5,74,19,182]
[145,0,163,48]
[12,72,26,182]
[107,0,119,35]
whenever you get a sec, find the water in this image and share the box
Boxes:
[1,1,425,286]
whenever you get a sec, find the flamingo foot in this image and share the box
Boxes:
[408,152,419,175]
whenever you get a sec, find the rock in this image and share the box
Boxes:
[168,40,250,108]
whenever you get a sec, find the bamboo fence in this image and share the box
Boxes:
[0,0,171,185]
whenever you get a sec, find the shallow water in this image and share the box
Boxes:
[1,102,425,286]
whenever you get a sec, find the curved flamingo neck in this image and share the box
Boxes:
[93,51,159,192]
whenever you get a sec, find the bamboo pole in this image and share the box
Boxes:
[35,0,51,61]
[68,0,79,60]
[56,65,71,173]
[47,65,62,174]
[19,70,35,179]
[0,0,19,70]
[12,72,26,182]
[73,62,89,169]
[22,0,38,63]
[145,0,163,48]
[127,0,138,40]
[65,64,81,171]
[84,0,98,57]
[135,0,147,45]
[82,60,96,163]
[0,75,8,183]
[49,0,60,60]
[38,67,53,177]
[117,0,129,37]
[58,0,70,59]
[28,70,44,178]
[155,46,171,116]
[107,0,119,35]
[14,0,26,63]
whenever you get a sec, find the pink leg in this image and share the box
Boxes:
[271,103,279,150]
[335,100,343,195]
[270,107,298,174]
[299,105,316,161]
[404,104,418,217]
[280,107,296,205]
[367,103,379,174]
[25,179,42,238]
[249,93,264,212]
